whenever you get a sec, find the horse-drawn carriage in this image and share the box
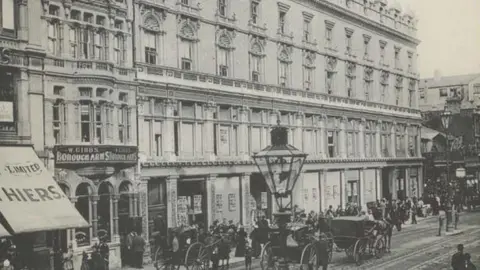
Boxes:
[260,222,331,270]
[330,216,388,266]
[153,225,209,270]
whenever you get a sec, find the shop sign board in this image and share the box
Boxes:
[54,145,138,166]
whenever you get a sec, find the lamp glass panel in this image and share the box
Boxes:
[254,156,276,194]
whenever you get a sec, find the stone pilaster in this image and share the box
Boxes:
[416,125,422,157]
[376,120,382,157]
[391,122,397,157]
[16,71,30,139]
[206,174,217,227]
[339,117,348,158]
[164,99,177,161]
[112,194,120,241]
[17,0,29,41]
[360,168,366,209]
[166,175,178,228]
[405,124,410,157]
[359,118,366,158]
[319,170,325,211]
[91,195,99,243]
[340,170,346,209]
[240,173,251,227]
[376,169,382,200]
[238,106,250,160]
[204,101,217,161]
[320,115,327,159]
[138,176,151,264]
[294,112,304,151]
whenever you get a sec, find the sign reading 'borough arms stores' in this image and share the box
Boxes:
[54,145,138,166]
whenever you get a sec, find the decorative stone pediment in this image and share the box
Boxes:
[395,75,404,88]
[325,56,337,72]
[303,51,316,68]
[216,28,235,50]
[249,36,266,56]
[380,71,389,85]
[346,61,356,77]
[177,18,199,41]
[277,43,292,63]
[141,6,166,33]
[364,67,373,80]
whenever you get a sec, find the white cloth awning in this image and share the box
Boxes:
[0,145,89,234]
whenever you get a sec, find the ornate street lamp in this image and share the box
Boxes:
[440,107,454,232]
[252,120,308,269]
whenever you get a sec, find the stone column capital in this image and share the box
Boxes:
[91,195,100,201]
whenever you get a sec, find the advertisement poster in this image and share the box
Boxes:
[325,186,332,200]
[332,185,338,199]
[250,195,257,210]
[303,189,309,201]
[215,194,223,213]
[193,195,202,214]
[228,193,236,212]
[177,196,188,226]
[261,192,268,209]
[312,188,318,201]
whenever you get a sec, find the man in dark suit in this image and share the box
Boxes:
[451,244,466,270]
[132,232,146,269]
[125,230,136,266]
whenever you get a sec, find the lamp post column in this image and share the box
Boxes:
[445,131,454,232]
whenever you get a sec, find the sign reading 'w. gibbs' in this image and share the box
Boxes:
[54,145,138,166]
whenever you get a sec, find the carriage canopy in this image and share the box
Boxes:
[330,216,376,238]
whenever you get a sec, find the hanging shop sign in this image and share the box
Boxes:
[193,195,202,214]
[54,145,138,166]
[228,193,236,212]
[261,192,268,209]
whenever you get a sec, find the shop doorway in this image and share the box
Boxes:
[250,173,272,221]
[177,180,207,229]
[382,168,391,201]
[118,181,134,267]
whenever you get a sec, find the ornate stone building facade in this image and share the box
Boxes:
[37,0,138,269]
[134,0,424,244]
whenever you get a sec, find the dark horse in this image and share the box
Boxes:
[376,219,394,253]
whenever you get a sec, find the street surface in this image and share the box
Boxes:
[121,211,480,270]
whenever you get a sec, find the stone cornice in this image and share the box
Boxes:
[141,157,424,168]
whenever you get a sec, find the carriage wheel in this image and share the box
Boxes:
[154,246,173,270]
[185,242,205,269]
[300,243,318,270]
[260,242,275,270]
[353,239,366,266]
[374,236,386,259]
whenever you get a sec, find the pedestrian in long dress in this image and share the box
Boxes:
[62,244,74,270]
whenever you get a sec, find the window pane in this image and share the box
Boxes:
[2,0,15,30]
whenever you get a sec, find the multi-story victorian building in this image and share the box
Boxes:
[134,0,423,242]
[37,0,138,268]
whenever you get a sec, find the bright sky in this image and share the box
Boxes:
[400,0,480,78]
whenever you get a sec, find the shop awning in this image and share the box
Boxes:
[0,145,89,234]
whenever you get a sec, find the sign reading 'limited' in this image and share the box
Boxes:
[54,145,138,166]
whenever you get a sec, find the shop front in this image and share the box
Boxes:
[0,145,89,269]
[53,145,138,269]
[323,171,341,211]
[292,172,320,214]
